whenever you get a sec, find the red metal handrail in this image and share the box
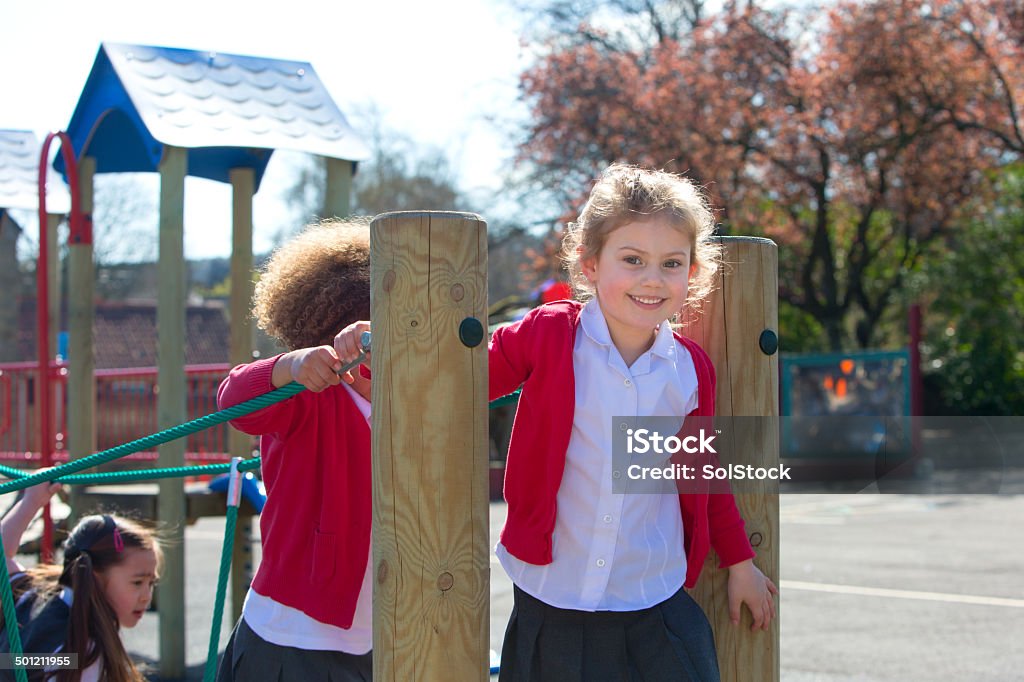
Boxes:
[0,362,240,468]
[36,131,84,562]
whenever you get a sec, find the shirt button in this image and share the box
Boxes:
[596,559,606,567]
[612,470,621,479]
[603,515,612,523]
[624,379,632,387]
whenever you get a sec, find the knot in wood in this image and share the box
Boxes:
[437,571,454,591]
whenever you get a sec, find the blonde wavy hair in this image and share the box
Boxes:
[253,218,371,350]
[562,164,721,307]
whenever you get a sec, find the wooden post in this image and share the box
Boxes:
[323,157,353,218]
[371,211,489,681]
[679,236,780,682]
[157,145,187,679]
[67,156,96,526]
[228,167,255,622]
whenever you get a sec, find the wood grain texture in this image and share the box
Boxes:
[371,212,490,681]
[229,167,255,622]
[324,157,353,219]
[680,237,780,682]
[156,145,187,679]
[67,156,96,526]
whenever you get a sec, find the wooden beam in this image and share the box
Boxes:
[67,156,96,526]
[157,145,187,680]
[371,211,489,681]
[323,157,353,218]
[679,236,780,682]
[228,167,255,371]
[228,166,256,622]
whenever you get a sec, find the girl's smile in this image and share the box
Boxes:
[581,217,693,365]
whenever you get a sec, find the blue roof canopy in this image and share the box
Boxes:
[56,43,370,189]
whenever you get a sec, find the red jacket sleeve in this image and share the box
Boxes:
[686,338,756,568]
[216,355,298,436]
[488,311,537,401]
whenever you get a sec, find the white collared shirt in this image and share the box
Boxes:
[497,299,698,611]
[243,382,373,653]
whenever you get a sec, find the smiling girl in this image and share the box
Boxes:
[489,164,777,681]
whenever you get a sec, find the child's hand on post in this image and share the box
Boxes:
[334,321,371,401]
[280,346,343,393]
[726,558,778,632]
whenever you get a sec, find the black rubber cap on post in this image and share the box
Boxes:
[459,318,485,348]
[759,329,779,356]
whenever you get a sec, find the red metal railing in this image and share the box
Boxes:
[37,131,85,558]
[0,361,249,466]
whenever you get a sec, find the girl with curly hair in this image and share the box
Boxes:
[215,219,373,681]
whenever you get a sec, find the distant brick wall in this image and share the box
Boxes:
[16,298,231,368]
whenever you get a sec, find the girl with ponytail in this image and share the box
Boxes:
[1,479,162,682]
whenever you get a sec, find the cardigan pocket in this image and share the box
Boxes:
[311,529,337,584]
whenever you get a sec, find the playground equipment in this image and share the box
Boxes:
[27,41,371,677]
[3,212,780,680]
[370,212,490,680]
[679,236,780,680]
[7,52,784,673]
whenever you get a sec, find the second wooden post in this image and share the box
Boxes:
[680,236,780,682]
[370,211,490,681]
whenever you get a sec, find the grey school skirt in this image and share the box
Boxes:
[498,585,720,682]
[216,617,372,682]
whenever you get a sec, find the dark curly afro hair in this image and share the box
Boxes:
[253,218,371,350]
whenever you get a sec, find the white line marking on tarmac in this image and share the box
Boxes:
[782,580,1024,608]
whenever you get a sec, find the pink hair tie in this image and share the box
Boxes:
[113,527,125,553]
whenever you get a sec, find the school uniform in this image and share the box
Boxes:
[215,358,373,682]
[0,578,102,682]
[490,300,755,681]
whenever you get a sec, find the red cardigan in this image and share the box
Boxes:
[490,300,755,589]
[217,357,371,629]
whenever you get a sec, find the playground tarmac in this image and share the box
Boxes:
[113,494,1024,681]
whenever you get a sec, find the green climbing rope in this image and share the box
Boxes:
[0,377,522,681]
[0,389,518,494]
[204,502,237,682]
[0,460,261,485]
[0,532,28,682]
[0,381,303,496]
[204,460,241,682]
